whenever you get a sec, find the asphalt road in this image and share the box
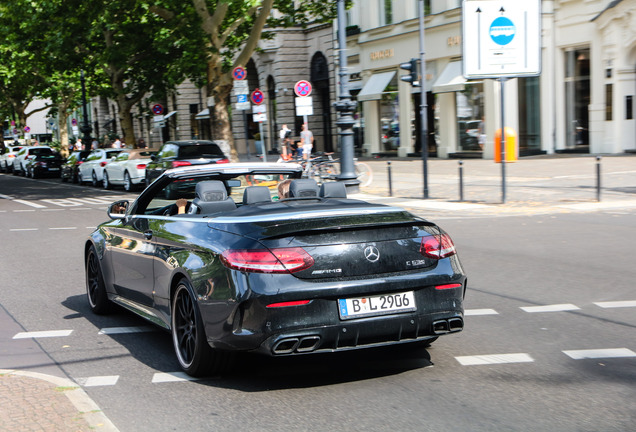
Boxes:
[0,173,634,432]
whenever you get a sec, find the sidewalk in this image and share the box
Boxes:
[0,369,118,432]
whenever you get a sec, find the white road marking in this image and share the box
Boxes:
[13,199,47,208]
[465,308,499,316]
[151,372,200,383]
[520,304,580,313]
[9,228,38,232]
[77,376,120,387]
[13,209,36,212]
[594,300,636,309]
[13,330,73,339]
[455,353,534,366]
[562,348,636,360]
[49,227,78,230]
[98,326,156,335]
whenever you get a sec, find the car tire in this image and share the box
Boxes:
[30,168,37,179]
[73,170,79,184]
[20,164,26,176]
[171,280,232,377]
[77,171,84,184]
[91,171,99,187]
[86,245,113,315]
[103,171,112,189]
[124,171,132,192]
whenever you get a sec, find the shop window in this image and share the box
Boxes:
[565,48,590,148]
[627,96,633,120]
[456,83,484,152]
[379,0,393,26]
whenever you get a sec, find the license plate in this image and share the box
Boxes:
[49,168,60,171]
[338,291,416,320]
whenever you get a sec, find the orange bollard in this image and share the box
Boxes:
[494,127,518,163]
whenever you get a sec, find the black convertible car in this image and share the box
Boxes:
[86,163,466,376]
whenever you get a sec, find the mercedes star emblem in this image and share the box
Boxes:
[364,245,380,263]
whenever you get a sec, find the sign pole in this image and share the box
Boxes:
[500,77,507,204]
[243,111,251,159]
[418,0,429,199]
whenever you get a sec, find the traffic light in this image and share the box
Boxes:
[400,58,419,87]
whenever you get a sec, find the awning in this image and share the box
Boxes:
[357,71,396,101]
[164,111,177,119]
[195,109,209,120]
[432,61,467,93]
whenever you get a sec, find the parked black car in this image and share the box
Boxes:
[25,151,64,178]
[144,140,228,186]
[86,163,466,377]
[61,150,91,183]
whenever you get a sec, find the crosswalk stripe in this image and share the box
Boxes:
[594,300,636,308]
[13,199,47,208]
[520,304,580,313]
[78,376,120,387]
[465,308,498,316]
[151,372,200,383]
[455,353,534,366]
[13,330,73,339]
[562,348,636,360]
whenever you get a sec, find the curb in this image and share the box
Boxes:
[0,368,119,432]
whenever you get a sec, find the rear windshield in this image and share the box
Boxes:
[178,144,223,158]
[31,148,53,156]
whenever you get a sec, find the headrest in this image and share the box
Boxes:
[195,181,227,202]
[319,182,347,198]
[289,179,319,198]
[243,186,272,205]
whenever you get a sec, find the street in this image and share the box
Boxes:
[1,171,635,432]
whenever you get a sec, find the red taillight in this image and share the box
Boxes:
[435,283,462,290]
[420,234,456,259]
[136,164,146,169]
[100,161,108,167]
[216,158,230,164]
[8,154,15,158]
[266,300,311,308]
[172,161,192,168]
[77,161,84,165]
[220,248,314,273]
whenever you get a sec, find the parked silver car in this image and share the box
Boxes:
[78,148,122,186]
[0,145,24,173]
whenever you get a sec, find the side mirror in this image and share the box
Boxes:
[107,200,129,220]
[150,154,157,161]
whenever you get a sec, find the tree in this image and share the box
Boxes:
[152,0,344,161]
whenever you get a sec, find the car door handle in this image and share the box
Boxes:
[143,230,153,240]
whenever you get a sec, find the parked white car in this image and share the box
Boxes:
[0,145,24,173]
[78,148,123,186]
[12,146,53,176]
[102,149,155,191]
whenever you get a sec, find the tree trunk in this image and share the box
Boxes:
[213,89,238,162]
[59,110,71,157]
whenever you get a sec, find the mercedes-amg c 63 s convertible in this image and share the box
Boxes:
[85,163,466,376]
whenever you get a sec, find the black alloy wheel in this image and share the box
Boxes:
[86,245,112,314]
[171,280,232,377]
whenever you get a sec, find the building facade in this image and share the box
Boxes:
[88,0,636,159]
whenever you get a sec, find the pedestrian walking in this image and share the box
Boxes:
[112,138,122,149]
[300,123,314,160]
[138,138,146,149]
[279,124,292,160]
[75,138,83,151]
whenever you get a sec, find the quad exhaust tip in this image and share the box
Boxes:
[272,336,321,355]
[432,317,464,335]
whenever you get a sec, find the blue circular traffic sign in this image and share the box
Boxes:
[233,66,247,80]
[489,16,515,46]
[250,89,264,105]
[294,80,312,97]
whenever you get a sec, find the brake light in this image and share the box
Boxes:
[221,248,314,273]
[8,154,15,159]
[172,161,192,168]
[136,164,146,169]
[100,161,108,167]
[435,283,462,290]
[420,234,456,259]
[266,300,312,308]
[216,158,230,164]
[78,161,83,165]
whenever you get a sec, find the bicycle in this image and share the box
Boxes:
[306,152,373,188]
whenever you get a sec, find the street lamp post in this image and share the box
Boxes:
[334,0,360,193]
[80,70,93,149]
